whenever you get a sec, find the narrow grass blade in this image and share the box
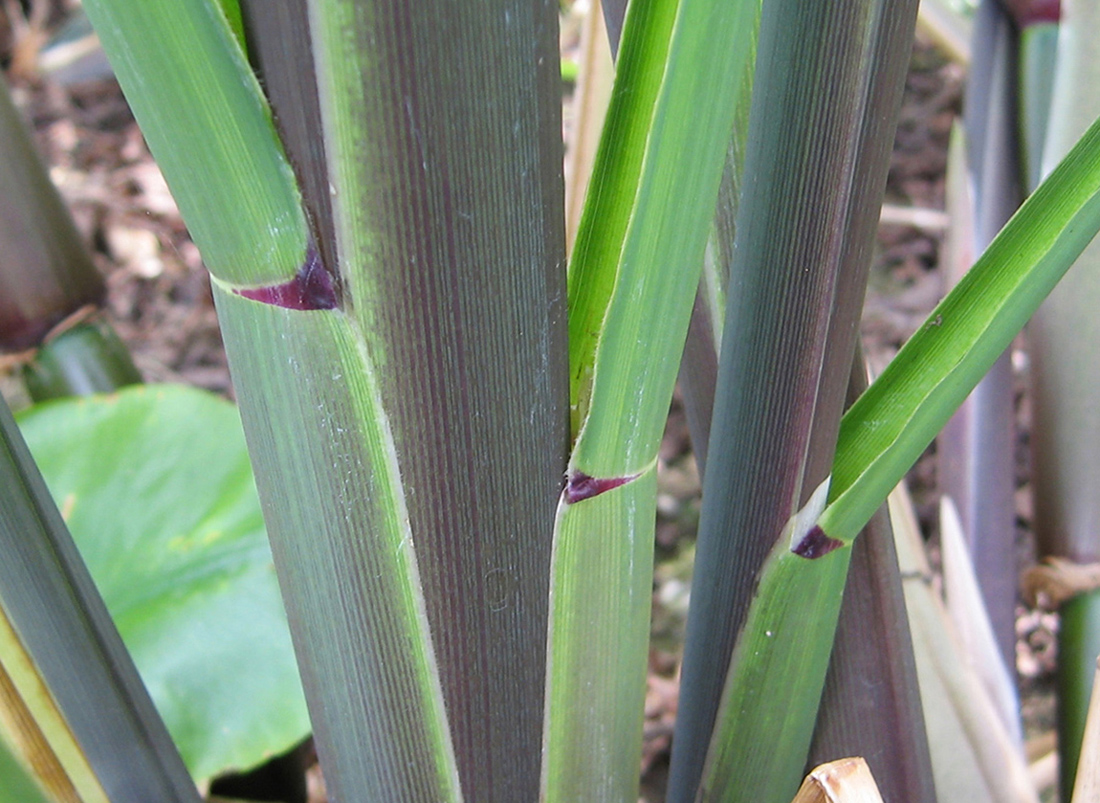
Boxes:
[818,111,1100,545]
[593,0,758,478]
[0,398,199,801]
[564,0,757,459]
[671,2,920,798]
[677,27,758,474]
[81,0,308,286]
[543,0,759,794]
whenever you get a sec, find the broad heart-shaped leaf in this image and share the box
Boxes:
[15,384,309,783]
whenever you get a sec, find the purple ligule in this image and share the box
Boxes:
[236,246,338,310]
[564,471,638,504]
[791,525,844,559]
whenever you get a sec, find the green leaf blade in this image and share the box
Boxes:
[82,0,307,286]
[823,114,1100,544]
[568,0,760,472]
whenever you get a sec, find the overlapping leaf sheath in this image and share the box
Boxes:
[806,357,934,803]
[669,3,920,801]
[762,94,1100,803]
[541,0,759,797]
[83,0,567,800]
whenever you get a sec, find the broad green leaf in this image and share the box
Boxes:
[17,385,310,782]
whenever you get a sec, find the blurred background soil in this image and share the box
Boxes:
[1,2,1059,800]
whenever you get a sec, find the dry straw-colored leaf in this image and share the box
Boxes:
[790,757,884,803]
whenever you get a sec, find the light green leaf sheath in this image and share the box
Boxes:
[81,0,307,286]
[700,544,851,803]
[701,107,1100,803]
[542,469,657,803]
[544,0,759,798]
[214,289,462,802]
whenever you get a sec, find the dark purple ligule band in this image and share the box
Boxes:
[791,525,844,559]
[564,471,639,504]
[236,246,338,310]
